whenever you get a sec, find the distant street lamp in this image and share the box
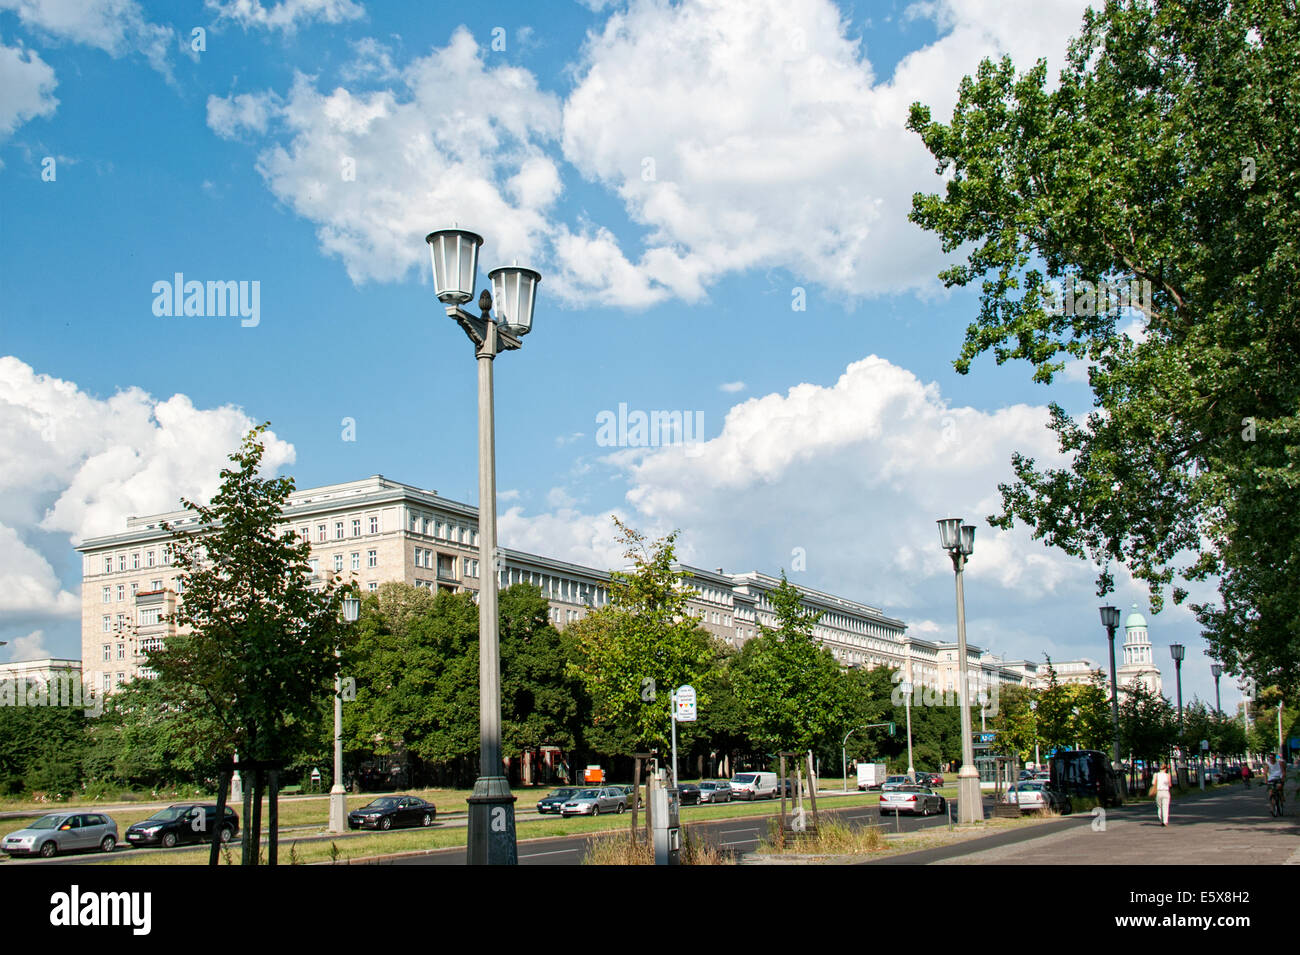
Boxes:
[1100,605,1122,769]
[330,594,360,834]
[900,680,915,778]
[427,227,541,866]
[1029,700,1041,769]
[938,518,980,824]
[1170,643,1185,736]
[1210,663,1223,716]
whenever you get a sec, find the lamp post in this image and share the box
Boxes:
[330,594,360,834]
[427,228,540,865]
[1210,663,1223,716]
[1029,700,1040,770]
[938,518,980,824]
[1169,644,1185,735]
[1100,605,1122,769]
[900,680,915,778]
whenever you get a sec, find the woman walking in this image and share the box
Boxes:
[1151,763,1173,826]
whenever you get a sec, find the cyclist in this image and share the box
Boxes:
[1265,753,1286,815]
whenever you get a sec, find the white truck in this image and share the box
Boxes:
[856,762,888,791]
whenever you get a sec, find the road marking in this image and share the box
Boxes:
[720,827,759,835]
[519,848,580,859]
[722,838,759,847]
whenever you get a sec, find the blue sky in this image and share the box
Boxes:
[0,0,1237,710]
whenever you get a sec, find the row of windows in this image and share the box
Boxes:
[409,511,478,546]
[101,580,166,603]
[100,548,170,574]
[309,551,378,576]
[499,568,606,606]
[299,515,381,544]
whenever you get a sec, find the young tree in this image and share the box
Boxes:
[991,685,1041,764]
[564,519,718,754]
[908,0,1300,695]
[732,572,846,755]
[148,425,347,865]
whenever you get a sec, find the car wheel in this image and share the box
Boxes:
[100,835,116,853]
[591,805,599,816]
[161,832,178,849]
[617,802,626,814]
[219,825,234,843]
[422,813,434,827]
[39,841,57,859]
[379,816,393,831]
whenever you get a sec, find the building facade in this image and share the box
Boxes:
[1116,605,1163,698]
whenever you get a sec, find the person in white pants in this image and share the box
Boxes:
[1152,763,1172,826]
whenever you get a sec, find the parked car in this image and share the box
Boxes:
[1003,782,1071,814]
[560,787,627,817]
[730,772,779,800]
[3,812,119,858]
[880,775,912,792]
[677,783,701,806]
[698,781,732,803]
[918,772,944,787]
[347,795,437,831]
[535,788,580,814]
[125,804,239,848]
[879,786,946,816]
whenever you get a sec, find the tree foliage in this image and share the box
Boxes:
[908,0,1300,694]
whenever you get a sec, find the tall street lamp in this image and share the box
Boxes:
[330,594,360,834]
[1210,663,1223,716]
[1100,605,1122,769]
[900,680,915,778]
[427,227,540,865]
[1029,699,1040,770]
[938,518,980,824]
[1169,643,1185,736]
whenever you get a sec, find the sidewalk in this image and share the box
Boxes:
[933,783,1300,865]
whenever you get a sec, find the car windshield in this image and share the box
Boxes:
[28,814,67,830]
[146,807,190,822]
[733,774,756,784]
[1020,783,1043,791]
[700,783,716,789]
[548,789,577,798]
[577,790,600,798]
[365,798,401,810]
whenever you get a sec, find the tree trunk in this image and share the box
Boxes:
[250,768,264,866]
[240,767,254,865]
[209,764,231,867]
[268,768,279,866]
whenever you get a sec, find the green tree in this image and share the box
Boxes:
[149,425,347,865]
[565,519,718,753]
[991,684,1041,764]
[907,0,1300,695]
[1118,681,1177,765]
[732,572,846,754]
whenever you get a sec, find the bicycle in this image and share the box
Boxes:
[1267,779,1285,817]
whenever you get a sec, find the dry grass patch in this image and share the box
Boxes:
[581,827,734,865]
[760,817,886,855]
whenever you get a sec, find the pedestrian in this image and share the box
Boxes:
[1241,763,1251,787]
[1149,762,1172,826]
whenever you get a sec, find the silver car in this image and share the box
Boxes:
[560,787,627,817]
[698,781,732,803]
[3,812,119,858]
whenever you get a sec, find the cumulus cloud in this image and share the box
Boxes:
[5,629,52,662]
[205,27,562,283]
[206,0,365,33]
[0,38,57,138]
[0,0,174,74]
[718,381,745,394]
[0,357,294,652]
[555,0,1093,305]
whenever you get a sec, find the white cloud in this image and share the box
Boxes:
[5,628,52,662]
[0,37,56,138]
[205,27,562,283]
[0,0,174,73]
[0,357,295,653]
[206,0,365,33]
[718,381,745,394]
[556,0,1093,305]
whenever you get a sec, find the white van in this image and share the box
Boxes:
[730,771,779,800]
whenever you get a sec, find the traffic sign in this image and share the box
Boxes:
[674,685,697,722]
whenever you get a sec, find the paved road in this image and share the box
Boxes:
[377,799,971,865]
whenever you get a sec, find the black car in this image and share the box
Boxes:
[347,795,437,830]
[125,804,239,849]
[536,788,581,814]
[676,783,701,806]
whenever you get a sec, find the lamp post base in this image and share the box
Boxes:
[328,786,347,834]
[466,776,518,865]
[957,766,983,825]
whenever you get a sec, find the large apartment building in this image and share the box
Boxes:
[75,474,945,695]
